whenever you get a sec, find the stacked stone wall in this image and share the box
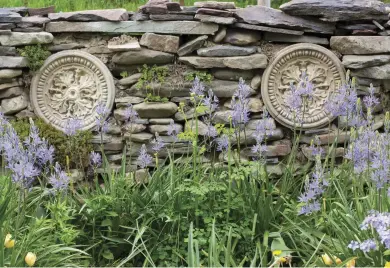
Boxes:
[1,0,390,176]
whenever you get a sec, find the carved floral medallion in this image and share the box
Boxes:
[261,43,345,130]
[31,50,115,132]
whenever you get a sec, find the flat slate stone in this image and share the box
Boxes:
[280,0,388,22]
[338,23,377,31]
[233,22,304,35]
[234,6,335,34]
[0,32,53,46]
[150,14,194,20]
[263,32,329,45]
[113,48,174,65]
[0,30,11,35]
[0,11,22,23]
[18,16,50,26]
[194,14,236,25]
[197,45,256,57]
[133,102,178,118]
[47,43,85,52]
[46,21,219,35]
[1,7,28,16]
[140,33,180,53]
[196,8,233,17]
[119,73,142,86]
[1,94,28,115]
[48,9,129,21]
[179,54,267,70]
[13,27,43,33]
[342,55,390,69]
[209,79,256,98]
[351,64,390,79]
[330,36,390,54]
[108,40,141,52]
[0,56,28,68]
[0,69,22,79]
[132,12,150,21]
[213,27,226,42]
[211,68,254,80]
[28,6,55,16]
[223,28,260,46]
[0,23,15,30]
[177,35,208,56]
[194,1,236,9]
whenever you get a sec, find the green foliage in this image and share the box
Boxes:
[144,93,169,103]
[120,71,128,78]
[17,44,51,72]
[11,118,93,169]
[185,71,213,83]
[135,64,169,90]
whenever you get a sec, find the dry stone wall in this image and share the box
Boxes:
[1,0,390,175]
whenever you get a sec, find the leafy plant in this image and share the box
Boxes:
[120,71,129,78]
[144,93,168,103]
[185,71,213,83]
[17,44,51,72]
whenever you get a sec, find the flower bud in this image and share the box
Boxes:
[25,252,37,267]
[272,250,282,256]
[385,261,390,268]
[321,254,333,266]
[4,233,15,248]
[347,258,356,268]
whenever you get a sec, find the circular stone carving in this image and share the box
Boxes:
[261,43,345,130]
[31,50,115,132]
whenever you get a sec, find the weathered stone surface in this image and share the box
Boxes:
[108,40,141,52]
[213,27,226,43]
[127,81,193,97]
[0,69,22,79]
[197,45,256,57]
[210,80,256,98]
[139,0,169,14]
[15,109,36,119]
[150,14,194,20]
[140,33,180,53]
[135,169,150,184]
[233,22,304,35]
[48,9,129,21]
[47,43,86,52]
[251,75,261,90]
[0,11,22,23]
[0,23,15,30]
[339,23,377,31]
[223,28,260,46]
[212,69,254,81]
[132,12,150,21]
[113,48,174,65]
[212,110,232,124]
[122,123,147,134]
[0,32,53,46]
[149,123,183,135]
[232,128,284,145]
[300,132,350,145]
[179,54,267,70]
[46,21,219,35]
[224,97,264,113]
[0,87,24,99]
[197,8,233,17]
[13,27,43,33]
[127,132,154,142]
[194,14,236,25]
[355,77,380,86]
[194,1,236,9]
[351,64,390,79]
[174,107,208,121]
[119,73,142,86]
[185,119,210,136]
[0,57,27,68]
[342,55,390,69]
[234,6,335,34]
[17,16,50,27]
[149,118,174,124]
[263,32,329,45]
[0,29,11,35]
[242,140,291,158]
[28,6,55,16]
[177,35,208,56]
[166,2,182,11]
[1,94,28,115]
[280,0,387,22]
[354,29,377,36]
[133,102,178,118]
[115,96,144,107]
[246,118,276,130]
[0,79,21,90]
[330,36,390,54]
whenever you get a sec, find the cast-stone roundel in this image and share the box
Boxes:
[31,50,115,132]
[261,43,346,130]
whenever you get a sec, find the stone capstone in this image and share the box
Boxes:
[0,56,28,68]
[223,28,261,46]
[194,1,236,9]
[46,21,219,35]
[197,45,256,57]
[133,102,178,118]
[234,6,335,34]
[177,35,208,56]
[342,55,390,69]
[48,9,129,21]
[140,33,180,53]
[280,0,387,22]
[330,36,390,55]
[0,32,53,46]
[179,54,268,70]
[113,48,174,65]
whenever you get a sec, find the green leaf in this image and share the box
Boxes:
[102,249,114,260]
[101,219,112,227]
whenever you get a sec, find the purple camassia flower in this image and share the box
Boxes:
[24,122,54,167]
[95,102,110,133]
[251,110,274,157]
[124,104,139,123]
[348,241,360,251]
[216,135,229,152]
[363,85,380,110]
[359,239,377,253]
[151,135,165,153]
[90,152,102,167]
[325,81,357,118]
[48,162,70,192]
[231,78,251,127]
[167,120,180,141]
[137,144,153,169]
[64,118,83,136]
[190,76,206,96]
[202,88,219,112]
[205,125,218,138]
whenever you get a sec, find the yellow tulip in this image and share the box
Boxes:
[321,254,333,266]
[385,261,390,268]
[335,257,342,265]
[25,252,37,267]
[4,234,15,249]
[272,250,282,256]
[346,259,356,268]
[278,257,287,263]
